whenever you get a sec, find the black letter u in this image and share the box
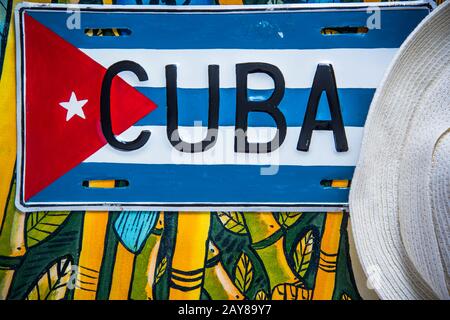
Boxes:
[165,65,220,153]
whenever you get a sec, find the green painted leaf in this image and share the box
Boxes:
[234,252,253,294]
[255,290,268,300]
[155,257,167,284]
[26,211,71,247]
[277,212,302,228]
[216,212,247,234]
[293,230,314,278]
[25,257,72,300]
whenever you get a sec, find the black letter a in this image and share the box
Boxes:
[297,64,348,152]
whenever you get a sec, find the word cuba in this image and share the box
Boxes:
[100,61,348,154]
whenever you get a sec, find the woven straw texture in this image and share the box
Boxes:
[349,1,450,300]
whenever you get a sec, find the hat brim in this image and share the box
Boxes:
[349,1,450,300]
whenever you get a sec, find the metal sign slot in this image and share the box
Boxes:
[82,180,129,188]
[320,179,351,189]
[84,28,131,37]
[321,26,369,35]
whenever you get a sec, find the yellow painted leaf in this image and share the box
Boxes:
[293,230,314,278]
[272,283,312,300]
[155,257,167,284]
[255,290,268,300]
[341,293,352,300]
[277,212,302,228]
[234,252,253,294]
[26,211,71,247]
[25,257,72,300]
[217,212,247,234]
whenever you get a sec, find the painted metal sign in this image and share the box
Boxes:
[15,2,430,212]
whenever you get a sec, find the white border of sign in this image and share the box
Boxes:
[14,1,433,212]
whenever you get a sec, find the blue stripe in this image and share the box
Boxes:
[28,163,353,205]
[27,7,428,49]
[136,87,373,127]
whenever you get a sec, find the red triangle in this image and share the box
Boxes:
[24,14,157,201]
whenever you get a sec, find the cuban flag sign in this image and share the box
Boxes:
[15,2,430,212]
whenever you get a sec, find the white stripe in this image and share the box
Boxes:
[80,48,396,89]
[85,126,362,166]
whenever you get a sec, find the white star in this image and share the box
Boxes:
[59,92,88,121]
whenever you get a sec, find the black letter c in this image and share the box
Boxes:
[100,60,151,151]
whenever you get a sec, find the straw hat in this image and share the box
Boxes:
[349,1,450,300]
